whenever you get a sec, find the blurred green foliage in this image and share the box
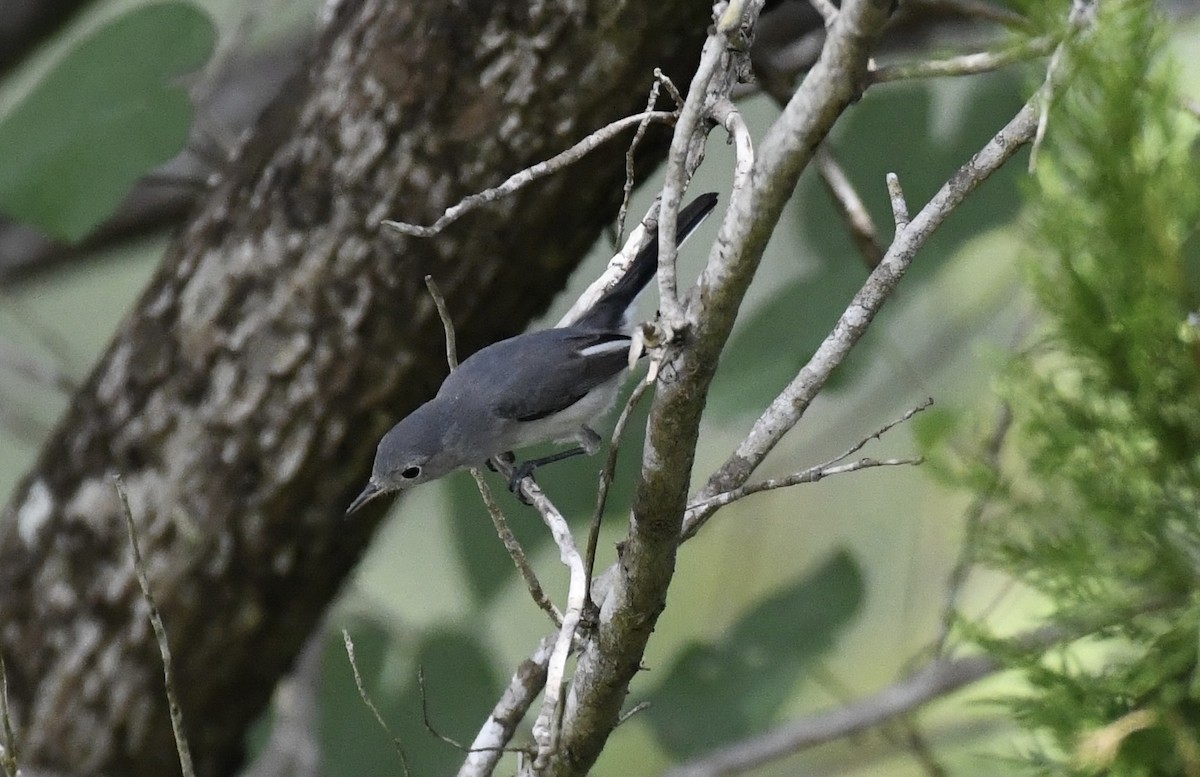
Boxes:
[0,2,214,241]
[320,621,503,776]
[709,70,1026,418]
[643,550,864,758]
[939,0,1200,771]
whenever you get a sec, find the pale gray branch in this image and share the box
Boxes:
[551,2,894,775]
[689,456,922,513]
[656,34,724,327]
[867,35,1055,84]
[382,111,676,238]
[887,172,910,232]
[815,145,884,268]
[684,90,1041,541]
[457,637,553,777]
[664,652,1001,777]
[663,615,1151,777]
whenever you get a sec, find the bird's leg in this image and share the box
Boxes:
[508,427,602,495]
[486,450,516,472]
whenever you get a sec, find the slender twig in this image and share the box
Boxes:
[616,701,651,728]
[1030,0,1096,172]
[424,276,459,370]
[477,459,585,765]
[113,475,195,777]
[456,636,553,777]
[689,399,932,529]
[617,74,679,245]
[868,35,1056,85]
[585,379,652,607]
[657,32,725,327]
[527,502,587,766]
[887,172,910,233]
[382,110,675,237]
[689,457,922,513]
[418,667,512,753]
[0,655,16,777]
[342,630,412,776]
[470,469,563,627]
[656,68,685,109]
[663,622,1075,777]
[815,146,884,269]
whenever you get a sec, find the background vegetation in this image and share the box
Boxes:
[3,0,1199,774]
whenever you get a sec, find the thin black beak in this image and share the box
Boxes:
[345,481,383,517]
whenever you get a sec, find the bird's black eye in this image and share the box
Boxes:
[401,465,422,480]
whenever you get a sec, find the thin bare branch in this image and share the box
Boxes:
[382,111,676,237]
[656,34,725,327]
[114,476,195,777]
[815,145,885,269]
[478,461,586,767]
[457,636,553,777]
[684,91,1042,541]
[886,172,910,233]
[664,622,1073,777]
[418,667,501,753]
[424,276,459,370]
[470,469,563,627]
[586,378,653,607]
[529,506,587,766]
[617,71,684,244]
[697,392,936,518]
[342,630,412,777]
[690,456,922,513]
[868,35,1056,84]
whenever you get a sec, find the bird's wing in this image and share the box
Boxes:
[490,329,631,422]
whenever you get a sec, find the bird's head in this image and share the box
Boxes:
[345,400,467,516]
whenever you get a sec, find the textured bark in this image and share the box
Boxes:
[0,0,707,774]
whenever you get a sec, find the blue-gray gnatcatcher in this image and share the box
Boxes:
[346,193,719,515]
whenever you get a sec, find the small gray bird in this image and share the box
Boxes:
[346,193,719,515]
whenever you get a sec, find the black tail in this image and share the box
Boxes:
[575,192,719,330]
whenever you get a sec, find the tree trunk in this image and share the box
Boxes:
[0,0,707,773]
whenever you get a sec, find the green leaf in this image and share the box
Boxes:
[0,2,215,241]
[644,549,866,760]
